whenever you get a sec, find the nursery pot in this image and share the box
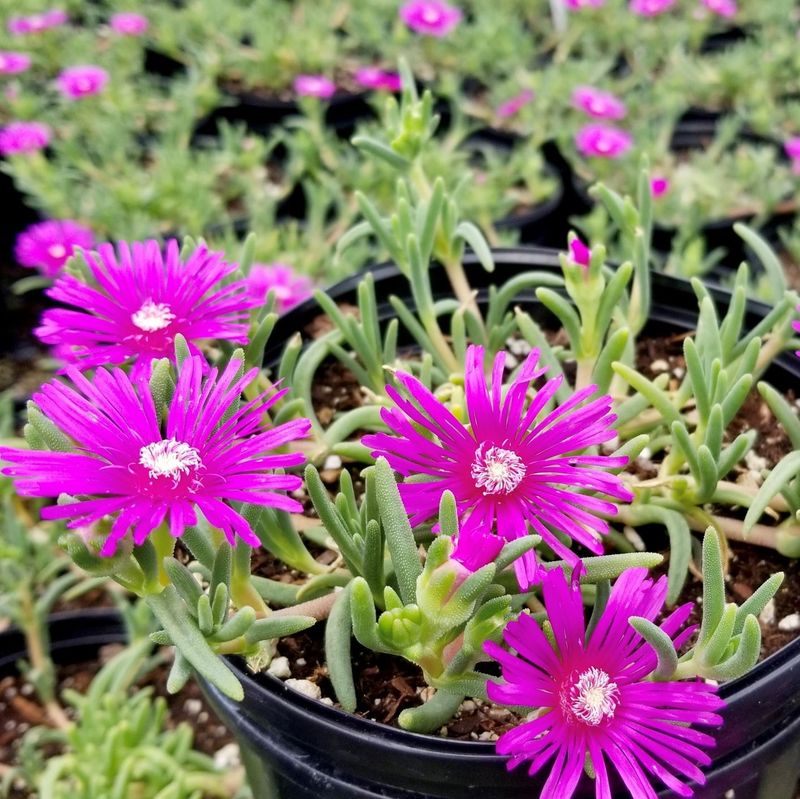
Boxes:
[207,247,800,799]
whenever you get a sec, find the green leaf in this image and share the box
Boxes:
[734,223,786,302]
[438,491,459,539]
[350,577,392,653]
[163,558,203,609]
[244,615,316,644]
[398,689,464,733]
[211,606,256,643]
[697,528,725,650]
[25,403,73,452]
[629,616,678,680]
[325,584,357,712]
[743,451,800,531]
[612,363,680,425]
[455,222,494,273]
[758,382,800,449]
[352,135,411,170]
[709,615,761,680]
[733,572,784,635]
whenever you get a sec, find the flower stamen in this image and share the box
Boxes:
[563,667,620,726]
[139,438,201,481]
[131,299,175,332]
[471,443,527,495]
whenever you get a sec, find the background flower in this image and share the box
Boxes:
[575,124,633,158]
[355,67,402,92]
[0,121,51,155]
[8,9,67,35]
[486,567,724,799]
[572,86,627,120]
[109,12,149,35]
[497,89,535,119]
[0,356,311,556]
[701,0,737,16]
[14,220,95,278]
[0,52,31,74]
[293,74,336,99]
[247,263,313,314]
[56,65,109,99]
[629,0,676,15]
[399,0,463,37]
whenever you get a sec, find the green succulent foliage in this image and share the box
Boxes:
[5,639,243,799]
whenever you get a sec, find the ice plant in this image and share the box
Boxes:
[8,9,67,35]
[700,0,737,17]
[399,0,463,37]
[56,65,109,99]
[293,74,336,99]
[355,67,402,92]
[629,0,676,15]
[569,237,591,267]
[14,219,95,278]
[572,86,627,120]
[575,124,632,159]
[0,355,311,556]
[247,263,313,314]
[0,121,50,155]
[363,344,631,587]
[651,175,670,197]
[486,567,725,798]
[109,12,149,35]
[0,51,31,75]
[565,0,606,7]
[496,89,535,119]
[36,239,256,375]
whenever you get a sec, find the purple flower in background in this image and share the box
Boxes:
[0,121,50,155]
[14,220,94,278]
[486,567,724,799]
[364,345,631,588]
[629,0,676,15]
[37,239,256,376]
[700,0,737,16]
[400,0,462,37]
[0,52,31,74]
[0,355,311,556]
[109,12,149,35]
[496,89,535,119]
[784,137,800,160]
[355,67,402,92]
[293,74,336,99]
[8,9,67,35]
[569,237,591,267]
[575,124,632,158]
[565,0,606,7]
[247,263,313,314]
[651,175,670,197]
[56,65,109,98]
[572,86,626,120]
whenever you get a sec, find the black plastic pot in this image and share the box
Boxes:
[215,247,800,799]
[0,609,126,677]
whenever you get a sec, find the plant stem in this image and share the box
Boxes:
[398,689,464,733]
[231,543,270,618]
[270,591,338,621]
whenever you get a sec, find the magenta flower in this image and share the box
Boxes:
[14,220,95,278]
[56,65,109,99]
[485,567,724,798]
[565,0,605,7]
[0,121,51,155]
[784,137,800,161]
[36,239,256,376]
[496,89,535,119]
[0,355,311,556]
[363,345,631,587]
[451,525,503,573]
[569,237,591,267]
[355,67,402,92]
[651,175,670,197]
[0,52,31,74]
[629,0,675,15]
[8,9,67,35]
[247,263,313,314]
[399,0,462,37]
[700,0,737,16]
[293,74,336,99]
[572,86,626,120]
[109,12,149,35]
[575,124,632,159]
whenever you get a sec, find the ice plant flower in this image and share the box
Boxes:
[700,0,737,16]
[571,86,626,120]
[575,124,632,159]
[629,0,676,15]
[0,355,311,556]
[569,237,591,267]
[8,9,67,35]
[399,0,463,37]
[109,12,149,35]
[36,239,256,376]
[0,121,50,155]
[451,525,503,573]
[247,263,313,314]
[565,0,605,7]
[355,67,402,92]
[293,74,336,99]
[363,345,631,587]
[486,567,724,798]
[651,175,670,197]
[56,65,109,99]
[14,219,94,278]
[0,52,31,74]
[496,89,535,119]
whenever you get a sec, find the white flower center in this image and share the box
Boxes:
[47,243,67,259]
[588,97,607,114]
[139,438,201,481]
[595,138,612,153]
[75,77,93,92]
[131,299,175,332]
[422,7,442,23]
[563,667,620,726]
[471,444,526,495]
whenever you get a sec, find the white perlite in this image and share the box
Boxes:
[285,678,322,700]
[214,743,241,770]
[758,599,776,625]
[267,656,292,679]
[777,613,800,632]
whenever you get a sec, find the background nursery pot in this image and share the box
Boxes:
[210,248,800,799]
